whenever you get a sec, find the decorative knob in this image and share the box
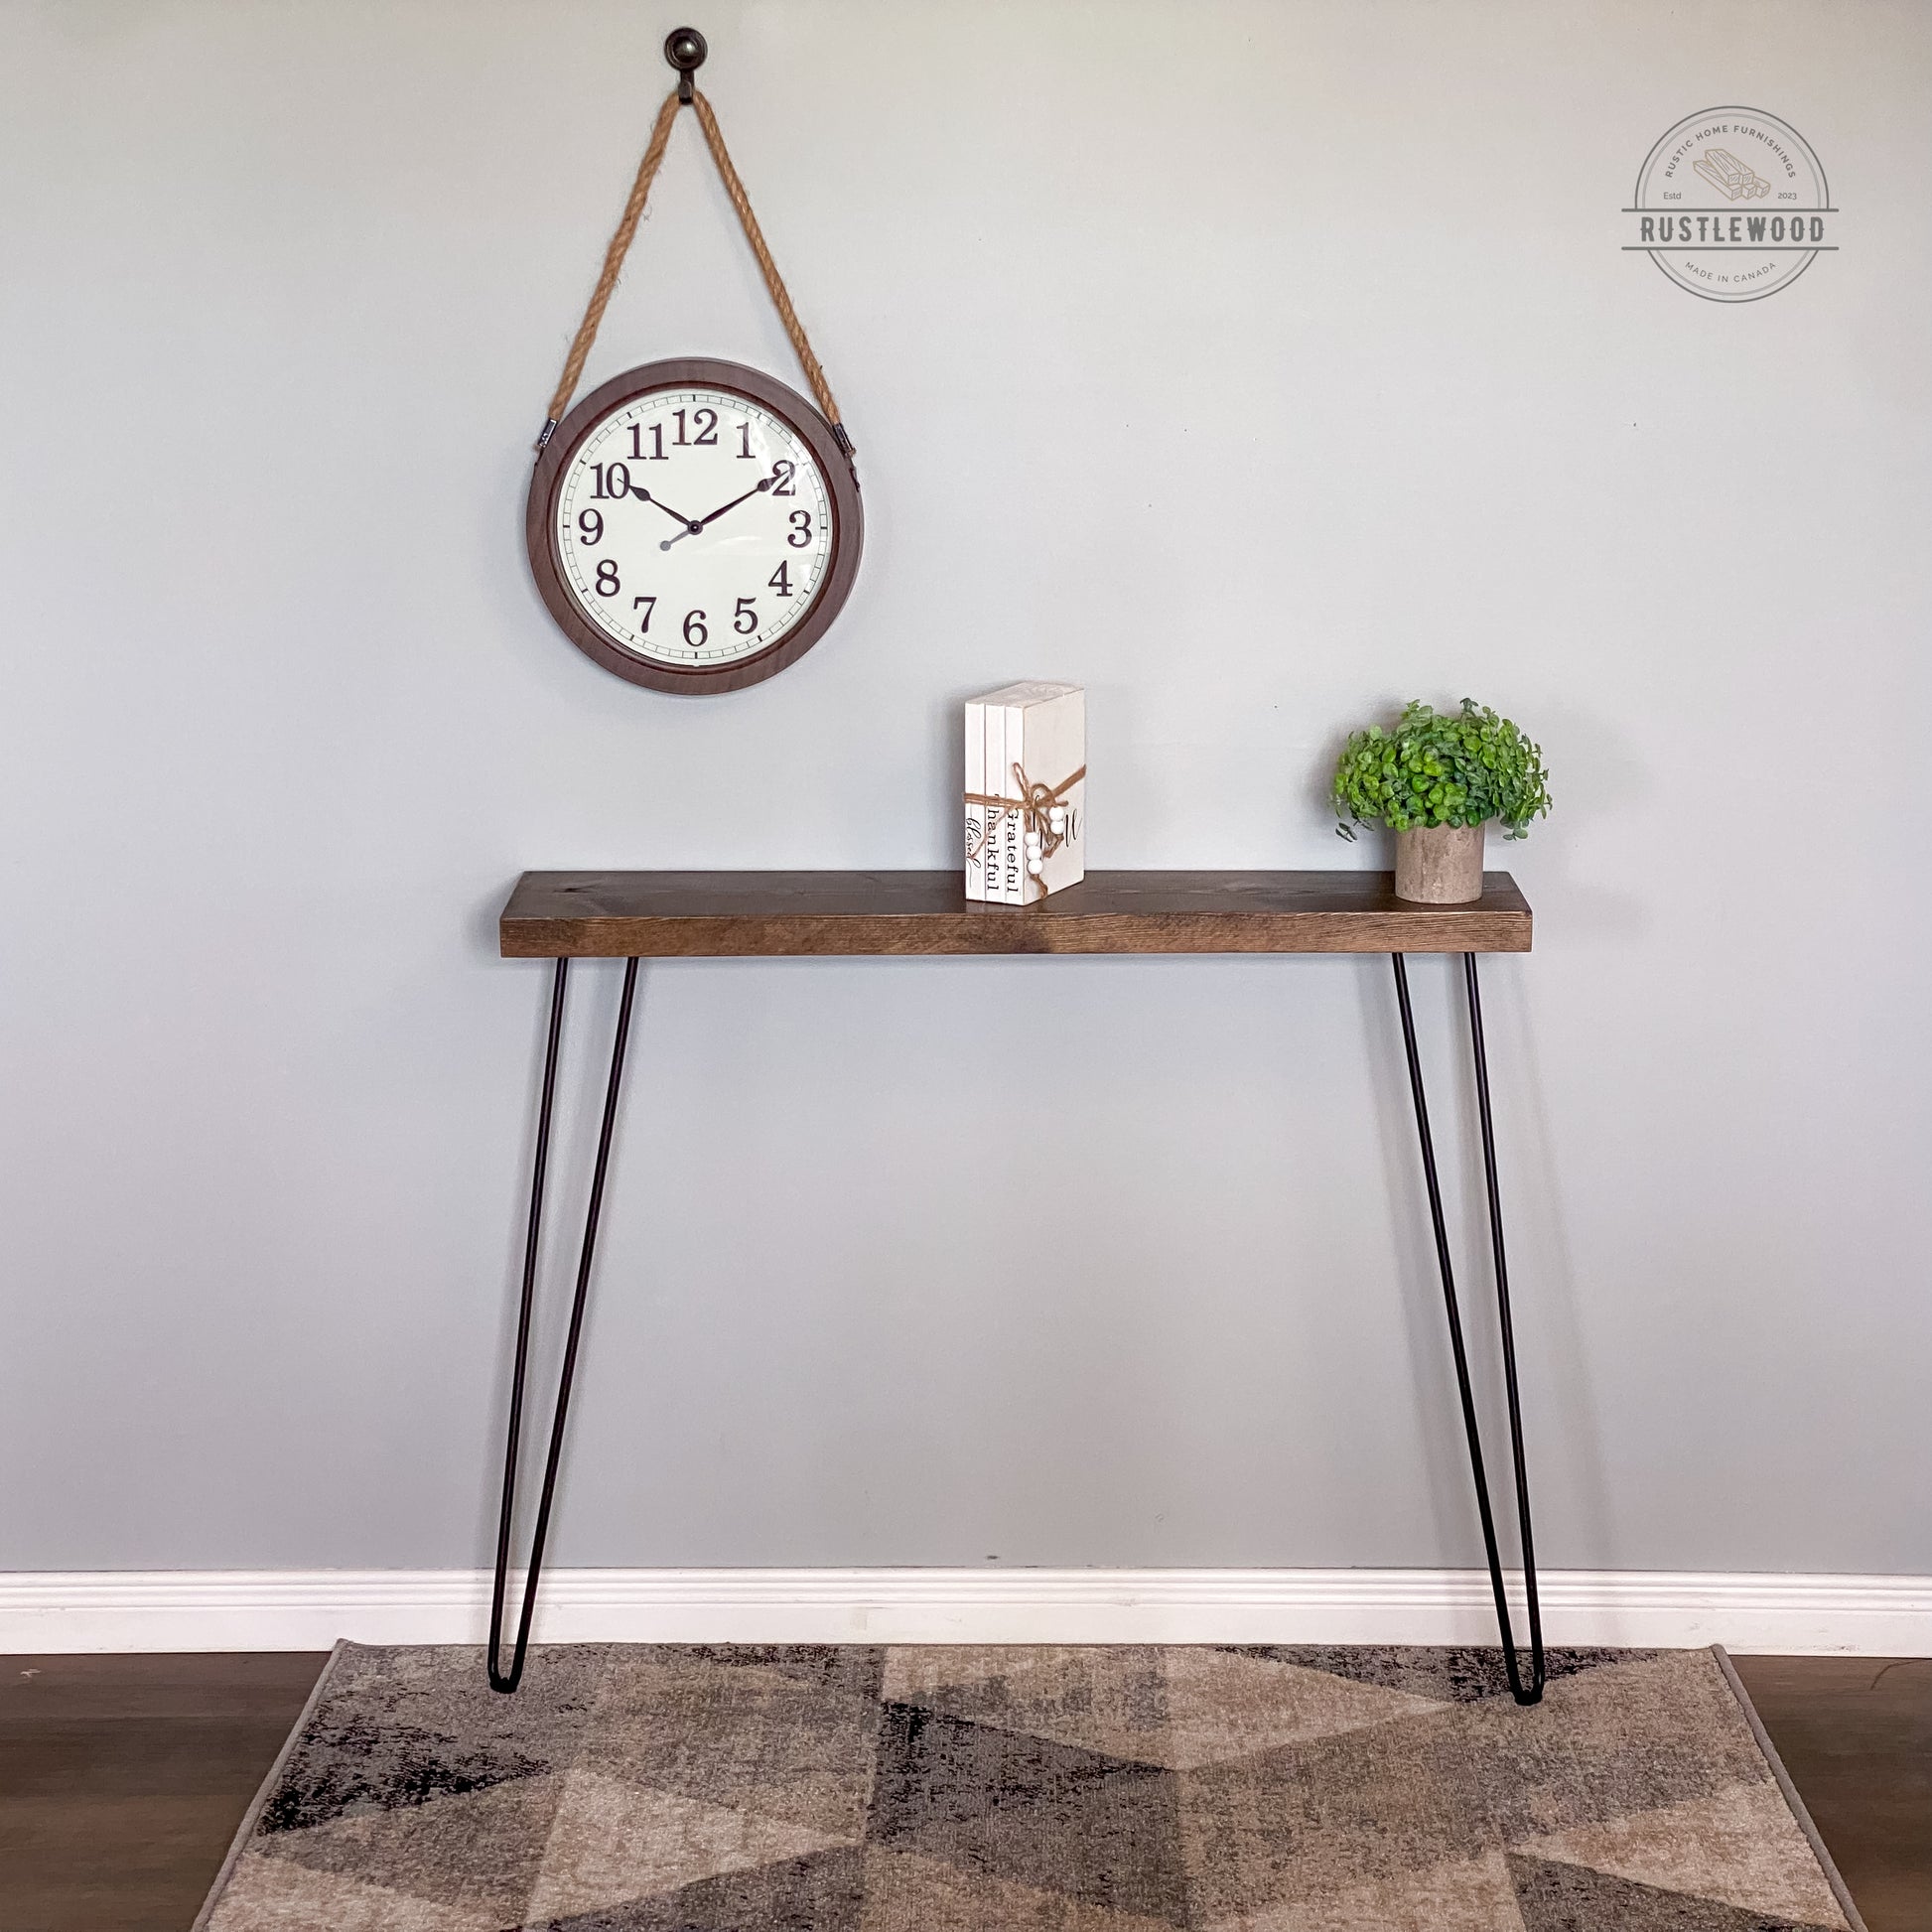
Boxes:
[663,26,708,72]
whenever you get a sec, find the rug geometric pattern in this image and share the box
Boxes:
[198,1643,1859,1931]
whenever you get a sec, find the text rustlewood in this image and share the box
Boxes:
[1626,106,1835,303]
[1639,213,1828,246]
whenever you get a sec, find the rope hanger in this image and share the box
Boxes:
[536,26,852,462]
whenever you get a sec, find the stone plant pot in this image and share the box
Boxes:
[1394,822,1485,903]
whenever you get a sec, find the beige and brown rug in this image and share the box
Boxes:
[197,1642,1864,1930]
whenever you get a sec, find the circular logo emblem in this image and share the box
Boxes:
[1628,107,1834,302]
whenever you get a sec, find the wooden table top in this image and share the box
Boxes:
[499,871,1532,958]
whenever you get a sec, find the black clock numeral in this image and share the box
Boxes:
[683,609,708,647]
[787,509,813,547]
[595,559,621,597]
[628,422,665,461]
[771,460,796,496]
[577,508,603,545]
[767,561,792,597]
[692,407,719,447]
[631,595,656,632]
[591,461,632,499]
[671,410,688,446]
[734,597,758,634]
[736,420,754,459]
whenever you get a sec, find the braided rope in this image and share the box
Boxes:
[688,89,843,432]
[538,84,847,451]
[542,89,682,437]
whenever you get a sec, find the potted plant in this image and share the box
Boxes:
[1331,699,1551,902]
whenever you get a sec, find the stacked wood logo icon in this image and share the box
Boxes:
[1693,148,1770,202]
[1626,108,1835,302]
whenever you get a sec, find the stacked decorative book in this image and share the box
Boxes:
[963,682,1086,904]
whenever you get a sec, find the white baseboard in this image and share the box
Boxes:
[2,1568,1927,1656]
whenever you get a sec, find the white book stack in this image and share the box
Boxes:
[963,699,991,901]
[963,682,1086,904]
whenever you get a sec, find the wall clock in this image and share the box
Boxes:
[524,28,861,695]
[526,356,862,694]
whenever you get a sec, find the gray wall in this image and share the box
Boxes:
[3,0,1928,1577]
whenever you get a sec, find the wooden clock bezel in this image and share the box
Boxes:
[525,356,863,695]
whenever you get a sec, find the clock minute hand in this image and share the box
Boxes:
[658,476,774,551]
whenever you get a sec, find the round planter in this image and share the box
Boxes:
[1394,822,1485,903]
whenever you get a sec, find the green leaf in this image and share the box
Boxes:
[1328,697,1550,839]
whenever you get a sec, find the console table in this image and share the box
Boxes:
[486,870,1546,1705]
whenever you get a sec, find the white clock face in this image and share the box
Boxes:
[553,386,835,668]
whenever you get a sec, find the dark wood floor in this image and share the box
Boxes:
[0,1651,1925,1931]
[1730,1654,1932,1932]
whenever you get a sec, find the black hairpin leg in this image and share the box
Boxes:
[487,955,639,1694]
[1391,951,1545,1706]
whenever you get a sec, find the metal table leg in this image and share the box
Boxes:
[487,955,639,1694]
[1391,951,1546,1706]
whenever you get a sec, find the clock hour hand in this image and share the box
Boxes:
[627,484,701,532]
[658,474,776,551]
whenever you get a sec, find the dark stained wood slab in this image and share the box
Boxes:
[499,870,1532,959]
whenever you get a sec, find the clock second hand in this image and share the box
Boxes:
[658,475,775,551]
[627,484,701,534]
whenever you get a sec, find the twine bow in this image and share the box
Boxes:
[965,762,1086,871]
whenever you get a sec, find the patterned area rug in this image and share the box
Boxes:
[197,1642,1863,1930]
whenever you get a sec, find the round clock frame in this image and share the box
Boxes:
[525,356,863,695]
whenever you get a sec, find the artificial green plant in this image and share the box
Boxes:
[1332,699,1551,841]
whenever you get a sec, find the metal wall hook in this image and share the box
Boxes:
[664,25,707,103]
